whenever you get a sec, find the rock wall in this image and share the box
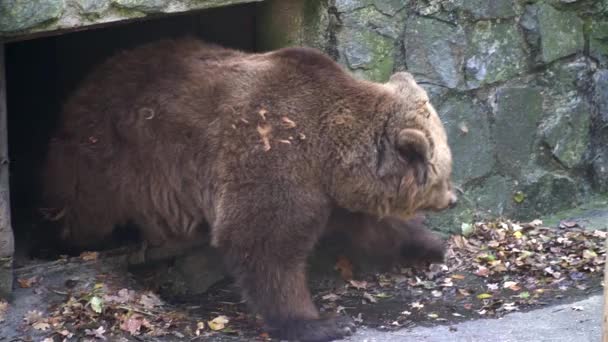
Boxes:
[327,0,608,232]
[0,0,263,40]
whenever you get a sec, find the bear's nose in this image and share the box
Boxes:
[448,192,458,209]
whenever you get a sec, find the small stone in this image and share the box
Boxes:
[0,0,64,33]
[404,16,466,89]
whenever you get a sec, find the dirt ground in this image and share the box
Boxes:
[1,215,606,341]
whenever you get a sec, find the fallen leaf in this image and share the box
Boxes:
[89,296,103,314]
[195,321,205,336]
[335,256,354,281]
[85,326,106,340]
[503,303,519,311]
[375,292,392,299]
[451,274,465,280]
[461,223,474,236]
[476,293,492,300]
[513,191,525,203]
[411,302,424,309]
[363,292,377,303]
[0,301,7,323]
[322,293,340,302]
[475,266,489,277]
[529,219,543,227]
[17,276,39,288]
[583,250,598,259]
[139,292,163,309]
[120,314,145,335]
[32,321,50,331]
[208,315,229,331]
[80,251,99,261]
[519,291,530,299]
[487,283,499,291]
[24,310,44,324]
[349,280,368,290]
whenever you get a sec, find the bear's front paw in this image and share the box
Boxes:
[276,315,356,341]
[400,235,445,267]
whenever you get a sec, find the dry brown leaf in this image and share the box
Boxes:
[32,321,50,331]
[17,276,39,288]
[0,301,7,323]
[120,314,145,335]
[24,310,44,324]
[349,280,368,290]
[334,256,354,281]
[362,292,377,303]
[85,326,106,340]
[139,292,163,309]
[80,251,99,261]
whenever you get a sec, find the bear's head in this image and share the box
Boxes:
[328,71,457,219]
[380,72,457,217]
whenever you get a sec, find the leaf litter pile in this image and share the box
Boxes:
[6,218,606,340]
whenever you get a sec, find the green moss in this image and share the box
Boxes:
[541,195,608,228]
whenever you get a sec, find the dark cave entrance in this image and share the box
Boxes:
[5,3,259,267]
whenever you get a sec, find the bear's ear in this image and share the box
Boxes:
[396,128,430,186]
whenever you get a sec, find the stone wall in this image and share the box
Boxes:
[326,0,608,233]
[0,0,262,41]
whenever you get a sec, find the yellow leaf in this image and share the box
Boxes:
[476,293,493,299]
[513,231,523,239]
[208,315,229,331]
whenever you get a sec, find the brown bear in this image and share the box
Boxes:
[41,38,456,341]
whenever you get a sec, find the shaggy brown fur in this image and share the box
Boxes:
[42,38,456,341]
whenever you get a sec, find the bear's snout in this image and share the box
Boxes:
[448,191,458,209]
